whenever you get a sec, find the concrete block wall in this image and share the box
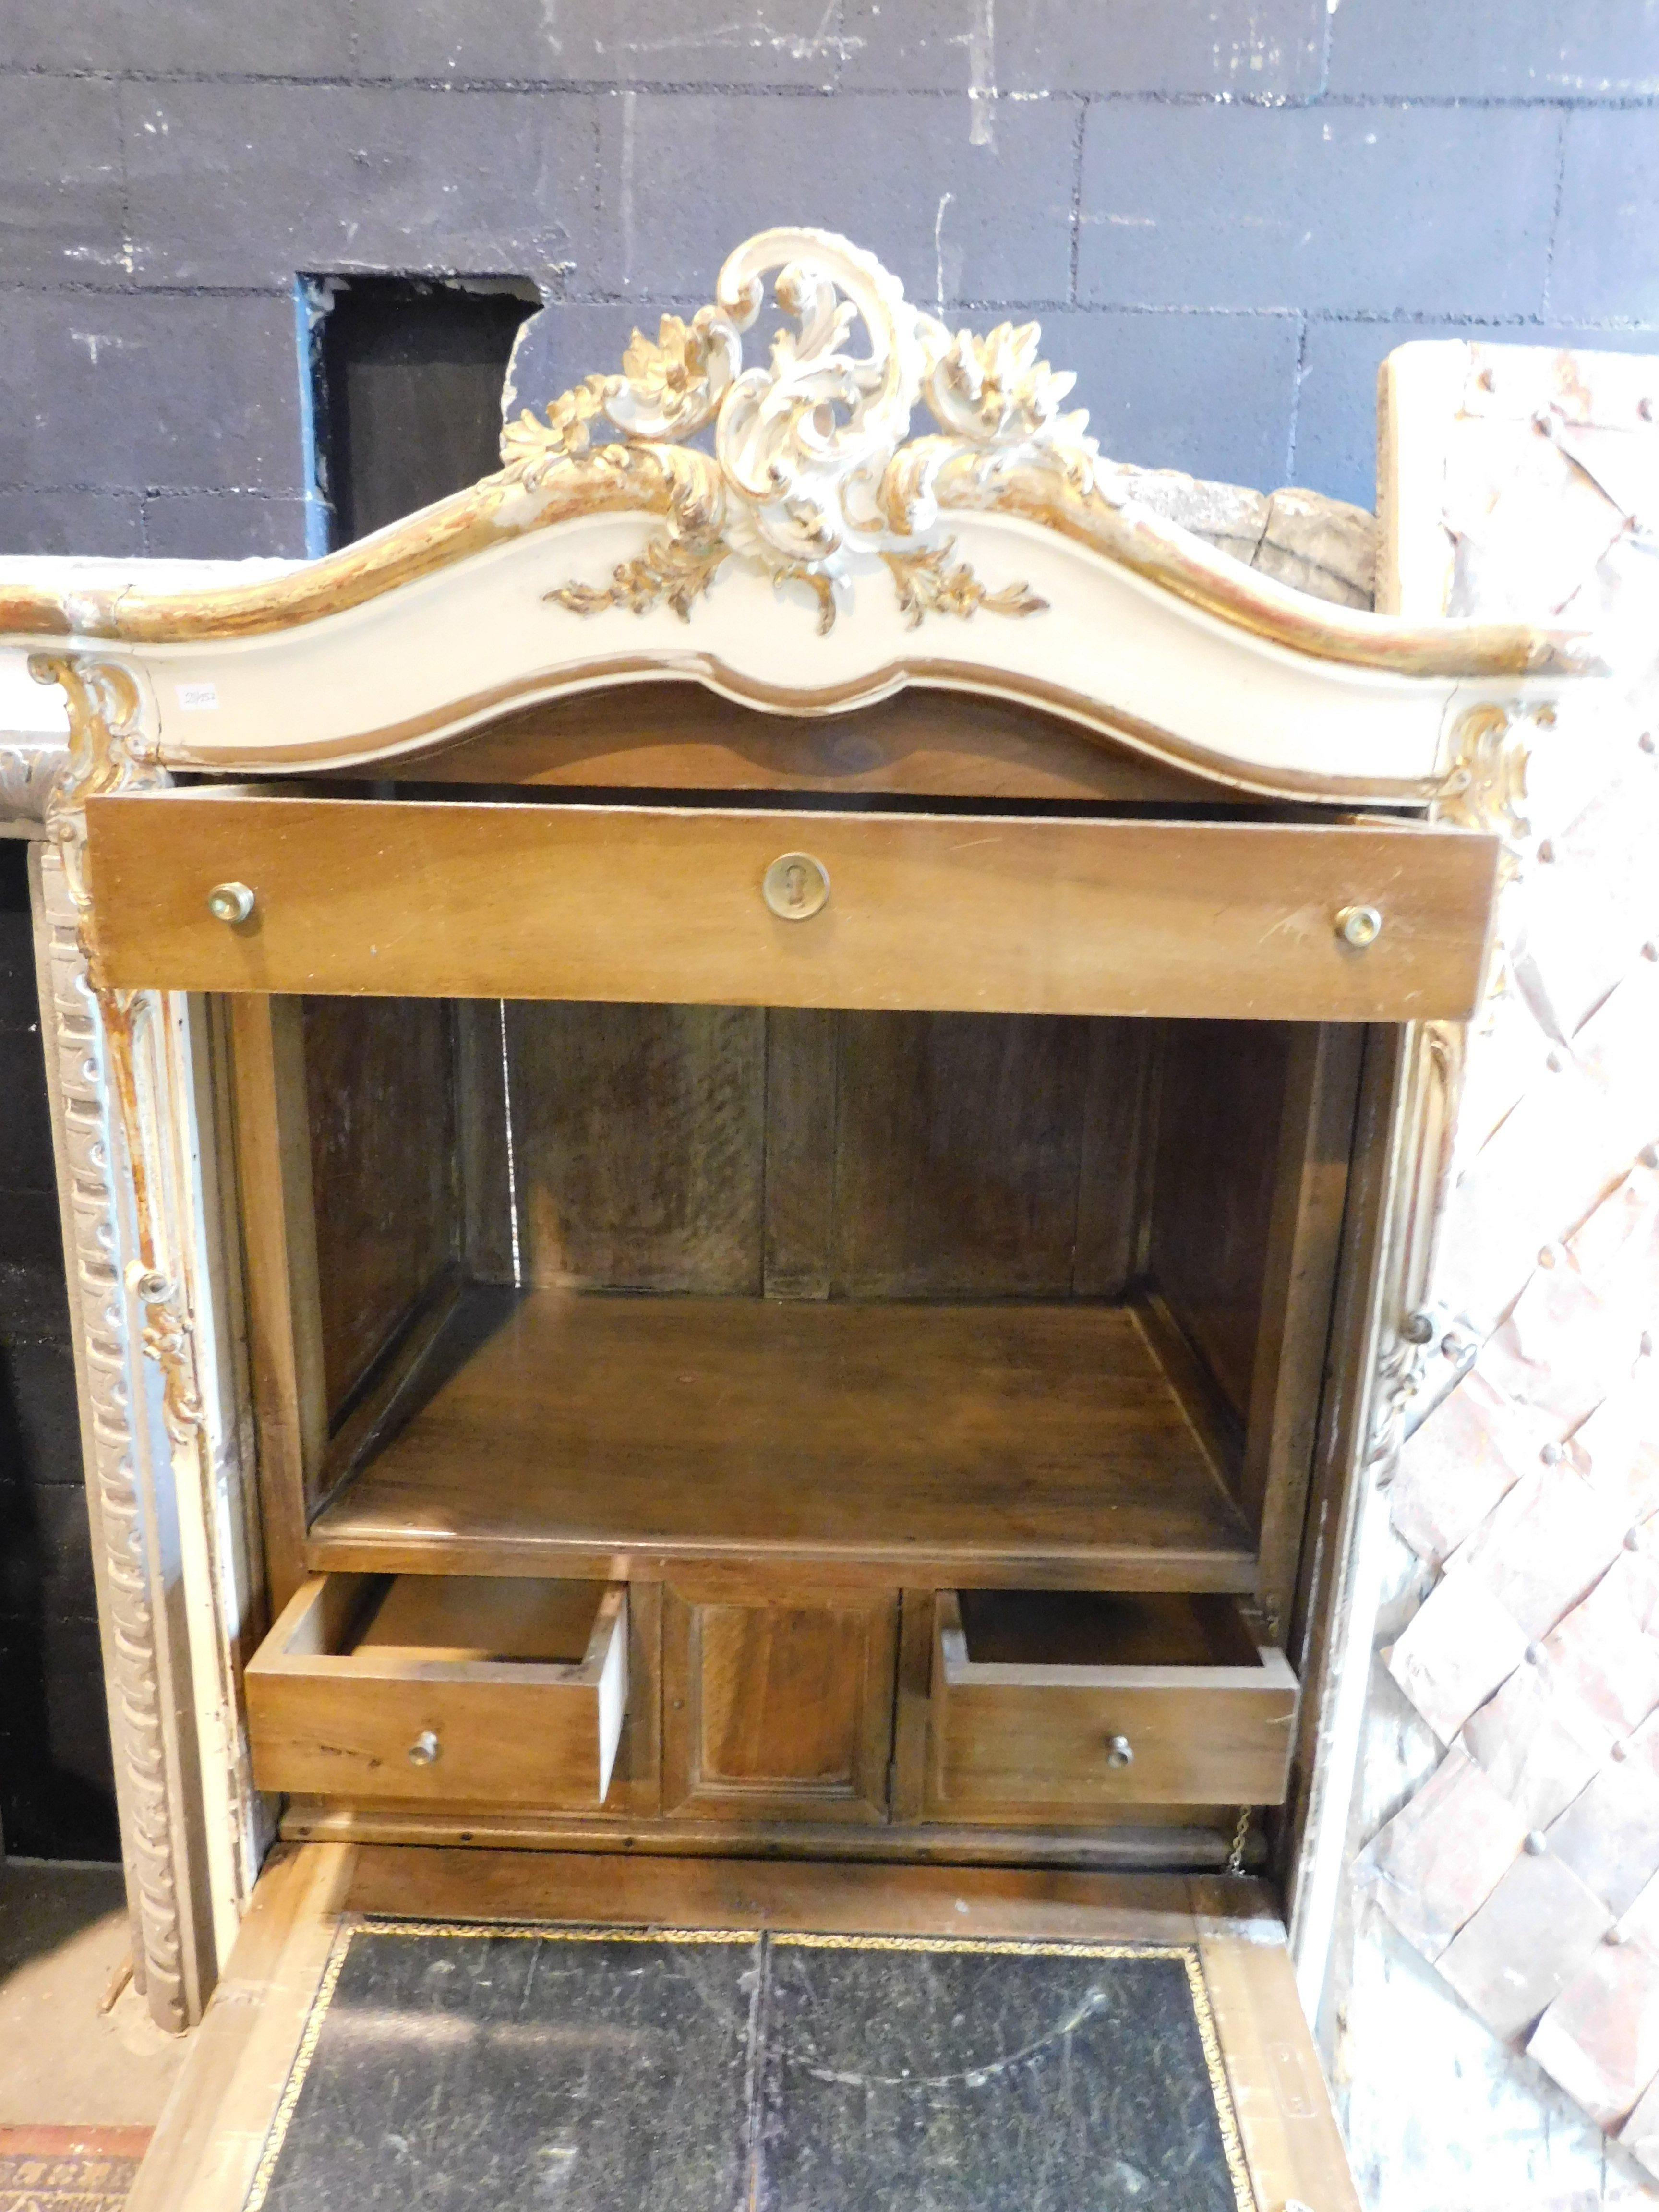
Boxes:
[0,844,119,1860]
[4,0,1659,559]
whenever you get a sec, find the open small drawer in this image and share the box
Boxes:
[246,1574,629,1806]
[926,1589,1297,1815]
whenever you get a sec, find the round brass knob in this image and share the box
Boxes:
[1105,1734,1134,1770]
[408,1729,441,1767]
[207,880,256,924]
[1336,903,1383,949]
[762,853,830,922]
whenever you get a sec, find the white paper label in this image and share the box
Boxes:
[175,682,219,712]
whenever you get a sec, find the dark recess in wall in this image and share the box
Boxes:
[0,842,119,1861]
[316,279,538,544]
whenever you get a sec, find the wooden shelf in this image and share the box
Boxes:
[307,1289,1255,1590]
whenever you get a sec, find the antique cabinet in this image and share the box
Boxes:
[2,230,1600,2206]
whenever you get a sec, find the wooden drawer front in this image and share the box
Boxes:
[926,1591,1297,1815]
[246,1574,628,1807]
[663,1585,898,1824]
[85,792,1498,1021]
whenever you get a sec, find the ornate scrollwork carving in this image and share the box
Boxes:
[28,653,202,1451]
[1366,1018,1468,1483]
[28,652,154,914]
[35,845,190,2028]
[503,228,1070,635]
[1434,700,1538,867]
[0,736,69,822]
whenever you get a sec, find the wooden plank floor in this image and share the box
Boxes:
[310,1290,1255,1587]
[128,1847,1359,2212]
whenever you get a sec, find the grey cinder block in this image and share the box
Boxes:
[0,290,306,494]
[1328,0,1659,99]
[122,82,605,289]
[0,488,143,559]
[843,0,1326,98]
[1551,107,1659,325]
[0,75,125,286]
[141,491,313,560]
[582,90,1079,307]
[1034,303,1302,490]
[1079,99,1559,317]
[356,0,850,91]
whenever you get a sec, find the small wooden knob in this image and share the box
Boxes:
[408,1730,441,1766]
[1106,1734,1134,1769]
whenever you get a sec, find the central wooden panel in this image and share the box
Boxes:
[664,1586,899,1822]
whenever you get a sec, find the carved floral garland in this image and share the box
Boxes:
[497,228,1091,635]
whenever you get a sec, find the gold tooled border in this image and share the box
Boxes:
[242,1919,1254,2212]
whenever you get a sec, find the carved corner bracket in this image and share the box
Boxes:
[499,229,1082,635]
[1433,698,1551,869]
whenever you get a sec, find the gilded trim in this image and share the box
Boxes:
[0,229,1598,684]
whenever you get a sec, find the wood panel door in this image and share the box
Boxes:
[662,1584,899,1824]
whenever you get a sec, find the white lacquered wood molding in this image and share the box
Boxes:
[0,231,1608,810]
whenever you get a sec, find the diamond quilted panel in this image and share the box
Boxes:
[1549,1753,1659,1919]
[1354,1745,1529,1961]
[1454,1462,1628,1638]
[1389,1370,1548,1569]
[1527,1924,1659,2130]
[1459,1660,1615,1832]
[1437,1848,1613,2044]
[1388,1571,1529,1745]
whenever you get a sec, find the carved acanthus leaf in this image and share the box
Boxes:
[507,228,1064,636]
[919,317,1085,450]
[547,531,730,623]
[499,375,617,486]
[882,540,1047,629]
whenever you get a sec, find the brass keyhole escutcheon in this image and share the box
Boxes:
[762,852,830,922]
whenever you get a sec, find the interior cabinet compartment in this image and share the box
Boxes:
[924,1590,1297,1816]
[662,1584,899,1824]
[246,1574,629,1806]
[232,996,1358,1635]
[309,1295,1252,1585]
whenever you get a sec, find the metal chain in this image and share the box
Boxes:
[1226,1804,1252,1878]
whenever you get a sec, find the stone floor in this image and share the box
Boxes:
[0,1861,189,2128]
[0,1860,191,2210]
[0,1858,190,2150]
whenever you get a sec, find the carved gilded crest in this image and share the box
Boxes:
[501,228,1081,634]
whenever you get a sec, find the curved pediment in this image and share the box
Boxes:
[0,227,1603,806]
